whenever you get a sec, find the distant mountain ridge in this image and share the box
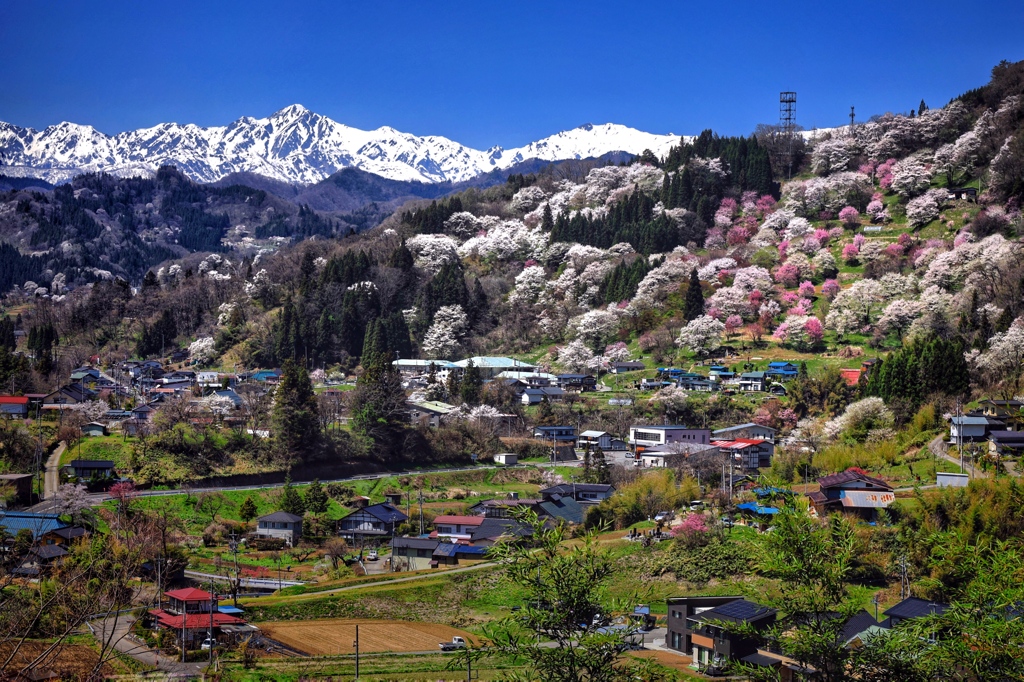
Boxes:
[0,105,684,185]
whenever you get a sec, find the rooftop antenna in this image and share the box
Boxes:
[779,92,797,179]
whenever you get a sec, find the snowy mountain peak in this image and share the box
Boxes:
[0,107,685,186]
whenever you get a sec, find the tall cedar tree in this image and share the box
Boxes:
[304,478,329,515]
[460,360,483,405]
[684,267,705,321]
[351,352,407,440]
[279,475,306,516]
[239,496,258,523]
[272,360,320,460]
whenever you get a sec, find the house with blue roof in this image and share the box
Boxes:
[250,369,280,383]
[765,362,799,379]
[0,512,68,542]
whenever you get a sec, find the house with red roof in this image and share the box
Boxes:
[0,395,29,419]
[148,587,249,649]
[711,438,774,471]
[839,368,863,387]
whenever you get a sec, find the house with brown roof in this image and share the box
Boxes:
[807,469,894,521]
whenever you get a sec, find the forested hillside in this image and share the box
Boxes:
[1,60,1023,479]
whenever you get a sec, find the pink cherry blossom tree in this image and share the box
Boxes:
[839,206,860,227]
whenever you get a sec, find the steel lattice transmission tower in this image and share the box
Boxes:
[779,91,797,179]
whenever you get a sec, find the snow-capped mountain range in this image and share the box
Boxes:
[0,105,684,186]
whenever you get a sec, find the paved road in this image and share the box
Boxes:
[92,614,206,677]
[928,435,985,478]
[43,441,66,499]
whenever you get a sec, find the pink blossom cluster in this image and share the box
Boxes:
[798,280,816,298]
[839,206,860,226]
[780,291,801,307]
[842,243,860,262]
[775,263,801,288]
[876,158,897,189]
[822,279,841,299]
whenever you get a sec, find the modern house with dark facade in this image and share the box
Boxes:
[666,595,776,674]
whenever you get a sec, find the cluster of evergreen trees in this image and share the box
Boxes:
[26,322,57,374]
[550,189,705,253]
[597,256,654,304]
[399,196,464,234]
[135,310,177,359]
[256,244,488,370]
[866,337,970,410]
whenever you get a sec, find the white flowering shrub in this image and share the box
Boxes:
[632,258,696,309]
[558,339,595,373]
[698,257,736,282]
[510,185,548,213]
[571,309,619,343]
[811,137,854,175]
[890,157,932,197]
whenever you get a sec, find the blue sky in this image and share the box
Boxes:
[1,1,1022,148]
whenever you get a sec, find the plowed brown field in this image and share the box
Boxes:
[257,618,479,655]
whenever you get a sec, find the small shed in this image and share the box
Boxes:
[493,453,518,466]
[81,422,107,437]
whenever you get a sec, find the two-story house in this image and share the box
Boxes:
[431,515,485,541]
[666,596,777,675]
[712,423,777,443]
[256,511,303,546]
[712,439,774,471]
[149,587,244,649]
[629,425,711,454]
[337,503,409,543]
[532,425,578,446]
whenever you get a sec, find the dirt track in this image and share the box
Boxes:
[257,618,478,655]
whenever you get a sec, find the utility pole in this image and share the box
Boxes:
[353,624,360,680]
[229,533,240,607]
[418,489,424,536]
[209,578,215,667]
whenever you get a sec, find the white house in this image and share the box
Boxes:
[629,425,712,453]
[949,415,1004,443]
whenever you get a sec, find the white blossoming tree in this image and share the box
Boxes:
[676,315,725,356]
[189,337,217,365]
[421,305,469,359]
[558,339,595,373]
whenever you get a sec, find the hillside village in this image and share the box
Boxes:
[0,59,1024,679]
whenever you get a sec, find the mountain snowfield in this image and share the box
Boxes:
[0,105,684,186]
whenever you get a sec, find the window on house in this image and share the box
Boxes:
[634,431,662,442]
